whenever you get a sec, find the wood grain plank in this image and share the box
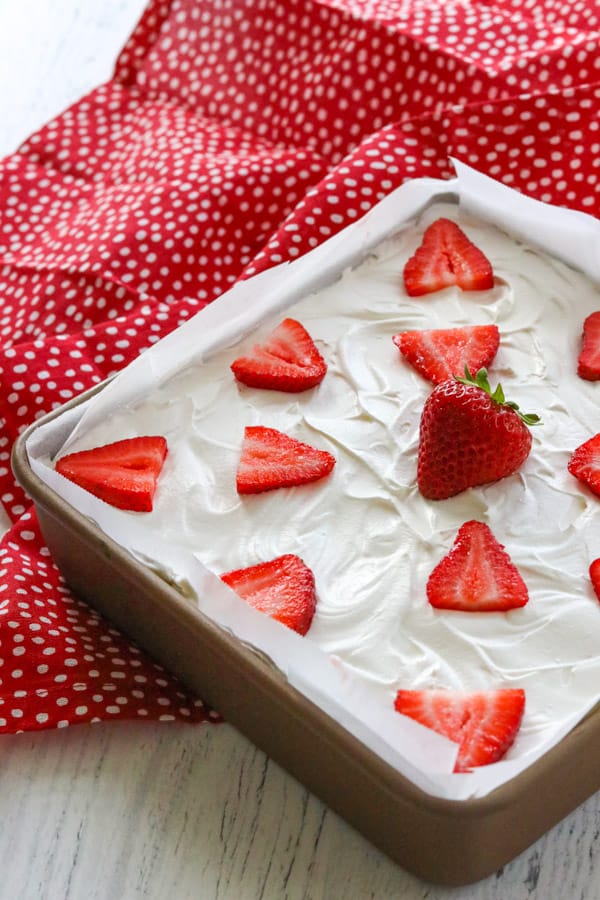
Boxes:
[0,0,147,156]
[1,721,600,899]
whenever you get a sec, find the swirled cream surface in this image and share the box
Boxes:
[57,202,600,771]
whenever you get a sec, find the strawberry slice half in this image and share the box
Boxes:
[577,311,600,381]
[568,434,600,498]
[221,553,316,635]
[590,559,600,602]
[55,436,168,512]
[231,318,327,392]
[393,324,500,385]
[426,520,529,612]
[394,688,525,772]
[236,426,335,494]
[403,218,494,297]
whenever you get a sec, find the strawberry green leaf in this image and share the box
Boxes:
[456,367,541,427]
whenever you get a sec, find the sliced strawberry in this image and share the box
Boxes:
[568,434,600,498]
[393,324,500,385]
[55,436,168,512]
[221,553,316,635]
[577,311,600,381]
[394,688,525,772]
[590,559,600,602]
[426,521,528,612]
[231,318,327,392]
[403,218,494,297]
[236,426,335,494]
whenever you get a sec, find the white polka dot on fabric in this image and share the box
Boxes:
[0,512,220,731]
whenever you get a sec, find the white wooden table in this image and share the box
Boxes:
[2,3,600,898]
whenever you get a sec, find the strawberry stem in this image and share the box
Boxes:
[456,367,541,426]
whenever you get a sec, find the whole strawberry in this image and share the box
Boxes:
[417,368,539,500]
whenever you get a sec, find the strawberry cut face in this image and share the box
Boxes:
[393,324,500,385]
[394,689,525,772]
[221,553,317,635]
[568,433,600,497]
[231,318,327,392]
[403,218,494,298]
[426,521,529,612]
[578,311,600,381]
[236,426,335,494]
[55,436,168,511]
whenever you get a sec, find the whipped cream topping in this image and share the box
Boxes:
[52,201,600,774]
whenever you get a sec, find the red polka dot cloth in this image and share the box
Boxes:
[0,0,599,734]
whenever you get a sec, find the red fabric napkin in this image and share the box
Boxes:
[1,0,599,734]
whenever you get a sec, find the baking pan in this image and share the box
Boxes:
[11,413,600,885]
[10,166,600,883]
